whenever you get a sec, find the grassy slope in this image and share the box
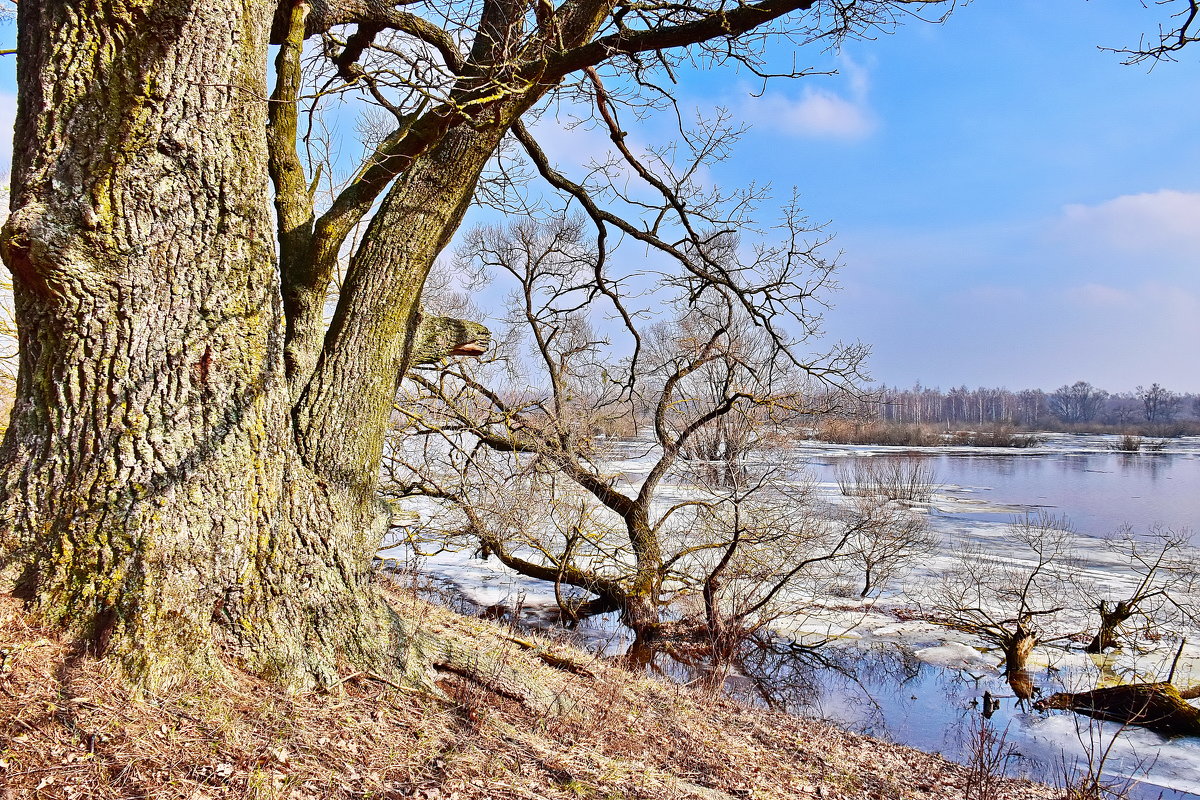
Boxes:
[0,588,1054,800]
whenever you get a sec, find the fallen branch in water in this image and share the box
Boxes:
[1034,682,1200,737]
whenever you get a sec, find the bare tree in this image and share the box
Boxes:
[1137,383,1181,424]
[1016,388,1048,428]
[1103,392,1142,427]
[681,470,852,666]
[840,495,936,598]
[388,213,865,639]
[1049,382,1108,425]
[1084,525,1197,654]
[929,513,1081,676]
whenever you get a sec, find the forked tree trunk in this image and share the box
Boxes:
[1085,600,1134,654]
[0,0,412,689]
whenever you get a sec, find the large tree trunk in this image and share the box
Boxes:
[0,0,404,690]
[0,0,544,693]
[1001,622,1036,675]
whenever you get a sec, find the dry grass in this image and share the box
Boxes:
[815,421,945,447]
[0,589,1055,800]
[814,421,1041,449]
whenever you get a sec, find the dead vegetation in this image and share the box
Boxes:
[0,588,1056,800]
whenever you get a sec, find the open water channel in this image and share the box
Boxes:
[386,433,1200,798]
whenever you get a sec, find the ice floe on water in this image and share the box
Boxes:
[1024,712,1200,797]
[913,642,998,672]
[385,433,1200,797]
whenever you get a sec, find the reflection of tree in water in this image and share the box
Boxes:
[723,636,825,711]
[715,639,927,737]
[729,637,1050,765]
[992,455,1022,478]
[1116,451,1173,481]
[1061,454,1096,474]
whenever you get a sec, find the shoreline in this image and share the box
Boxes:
[0,590,1058,800]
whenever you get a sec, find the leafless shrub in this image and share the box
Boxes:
[962,715,1018,800]
[1057,719,1144,800]
[1110,434,1144,453]
[838,495,937,597]
[836,456,938,503]
[948,426,1042,448]
[814,421,1042,448]
[680,475,852,665]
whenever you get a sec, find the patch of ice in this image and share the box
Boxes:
[869,621,944,640]
[913,641,998,671]
[1023,712,1200,796]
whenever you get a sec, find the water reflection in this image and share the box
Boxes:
[805,446,1199,537]
[1007,667,1038,704]
[605,632,1199,799]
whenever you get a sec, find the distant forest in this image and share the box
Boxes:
[851,381,1200,430]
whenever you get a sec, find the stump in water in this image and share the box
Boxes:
[1085,600,1135,653]
[1034,682,1200,737]
[1001,623,1037,674]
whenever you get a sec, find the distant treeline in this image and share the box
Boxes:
[837,381,1200,432]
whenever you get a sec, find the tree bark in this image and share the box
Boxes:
[293,125,504,499]
[1085,600,1133,654]
[1035,682,1200,737]
[0,0,404,690]
[1001,624,1036,674]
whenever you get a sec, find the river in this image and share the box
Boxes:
[385,433,1200,798]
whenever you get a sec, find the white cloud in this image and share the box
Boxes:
[1055,189,1200,254]
[757,89,875,139]
[741,55,877,141]
[1064,282,1131,308]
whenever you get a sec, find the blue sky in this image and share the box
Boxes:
[684,3,1200,393]
[2,3,1198,392]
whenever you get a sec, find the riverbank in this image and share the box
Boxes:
[386,433,1200,795]
[0,588,1058,800]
